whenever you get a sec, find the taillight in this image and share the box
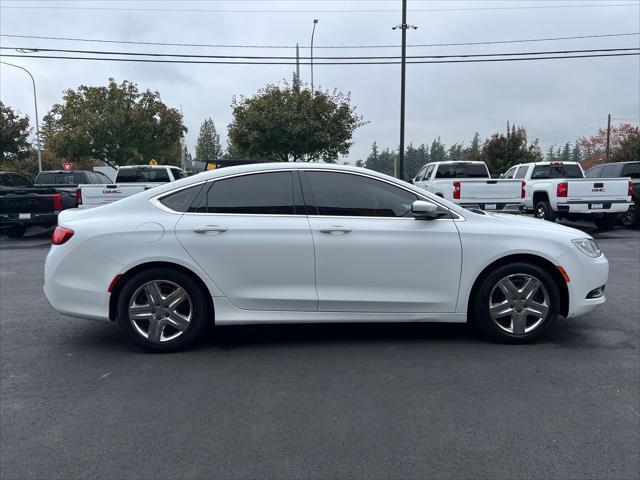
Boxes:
[550,161,564,165]
[453,181,461,200]
[557,182,568,198]
[53,193,62,211]
[51,226,74,245]
[629,181,633,197]
[521,181,526,199]
[76,188,82,206]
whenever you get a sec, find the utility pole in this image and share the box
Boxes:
[311,19,319,98]
[1,61,43,172]
[393,0,417,180]
[296,43,300,81]
[605,113,612,162]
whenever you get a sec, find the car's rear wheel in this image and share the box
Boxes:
[472,263,560,344]
[534,200,556,222]
[619,202,639,228]
[117,268,210,352]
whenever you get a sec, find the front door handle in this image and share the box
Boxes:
[193,225,228,234]
[319,226,352,234]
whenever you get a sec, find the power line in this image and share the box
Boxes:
[2,46,638,60]
[1,3,638,14]
[1,52,638,65]
[1,32,638,50]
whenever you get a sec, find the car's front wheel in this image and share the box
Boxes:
[116,268,210,352]
[472,263,560,344]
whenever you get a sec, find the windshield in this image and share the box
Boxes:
[117,168,171,183]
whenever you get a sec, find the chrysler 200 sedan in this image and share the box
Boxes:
[44,163,608,352]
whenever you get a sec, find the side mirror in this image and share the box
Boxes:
[499,173,505,179]
[412,200,440,219]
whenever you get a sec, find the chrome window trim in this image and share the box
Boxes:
[150,167,462,220]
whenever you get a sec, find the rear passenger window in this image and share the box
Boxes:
[189,172,296,215]
[515,166,528,179]
[159,184,204,212]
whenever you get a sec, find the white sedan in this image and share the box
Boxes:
[44,163,608,352]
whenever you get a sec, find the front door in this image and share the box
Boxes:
[302,170,462,313]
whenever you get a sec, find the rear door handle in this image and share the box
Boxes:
[193,225,228,234]
[319,226,352,234]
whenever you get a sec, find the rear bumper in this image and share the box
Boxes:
[556,200,631,214]
[459,202,523,212]
[0,212,57,227]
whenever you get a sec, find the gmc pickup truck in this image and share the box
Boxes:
[504,161,633,230]
[77,165,187,208]
[412,161,524,212]
[586,161,640,228]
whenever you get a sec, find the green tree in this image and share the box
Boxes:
[610,130,640,163]
[448,143,463,161]
[483,123,542,175]
[227,76,365,162]
[560,142,571,162]
[42,79,186,167]
[463,132,483,161]
[365,142,397,176]
[404,143,428,180]
[571,141,582,163]
[0,102,31,172]
[430,137,447,163]
[195,117,222,162]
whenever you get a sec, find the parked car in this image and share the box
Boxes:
[34,169,113,187]
[505,161,632,230]
[413,161,524,212]
[585,161,640,228]
[45,163,608,352]
[77,165,187,208]
[0,171,76,238]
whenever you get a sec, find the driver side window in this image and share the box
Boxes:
[304,171,418,217]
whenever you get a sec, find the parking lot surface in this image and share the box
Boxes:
[1,225,639,480]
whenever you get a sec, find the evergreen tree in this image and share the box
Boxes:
[448,143,463,161]
[463,132,483,161]
[195,117,223,162]
[545,145,556,161]
[430,137,447,162]
[571,141,582,163]
[560,142,571,162]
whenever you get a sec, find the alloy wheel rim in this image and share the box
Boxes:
[489,273,550,335]
[128,280,192,342]
[621,204,636,226]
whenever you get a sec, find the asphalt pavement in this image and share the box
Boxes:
[1,223,639,480]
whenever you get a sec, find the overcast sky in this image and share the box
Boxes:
[1,0,639,164]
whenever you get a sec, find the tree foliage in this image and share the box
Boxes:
[610,130,640,163]
[579,123,639,164]
[227,76,366,162]
[482,123,542,174]
[195,117,222,162]
[0,102,31,171]
[42,79,186,167]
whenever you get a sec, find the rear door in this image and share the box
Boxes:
[302,170,462,313]
[175,170,317,312]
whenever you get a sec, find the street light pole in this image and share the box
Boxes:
[311,19,319,98]
[1,61,43,172]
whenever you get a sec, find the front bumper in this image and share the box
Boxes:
[561,250,609,318]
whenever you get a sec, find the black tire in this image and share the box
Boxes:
[534,200,556,222]
[594,214,618,231]
[117,268,210,352]
[619,202,640,229]
[5,225,26,238]
[471,262,561,344]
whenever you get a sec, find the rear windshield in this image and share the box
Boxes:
[434,163,489,179]
[35,172,89,184]
[116,168,171,183]
[530,164,583,179]
[621,163,640,179]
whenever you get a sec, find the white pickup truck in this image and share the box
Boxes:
[77,165,187,209]
[503,161,632,229]
[412,161,524,212]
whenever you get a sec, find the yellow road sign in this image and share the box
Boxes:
[149,159,158,166]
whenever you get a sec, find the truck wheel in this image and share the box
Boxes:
[619,202,640,229]
[534,200,556,222]
[5,225,26,238]
[594,214,618,231]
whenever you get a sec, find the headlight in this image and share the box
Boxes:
[572,238,602,258]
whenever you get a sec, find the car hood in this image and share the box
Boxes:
[483,212,591,239]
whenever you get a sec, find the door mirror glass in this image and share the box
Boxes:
[412,200,440,219]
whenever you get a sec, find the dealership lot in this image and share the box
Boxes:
[1,225,639,479]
